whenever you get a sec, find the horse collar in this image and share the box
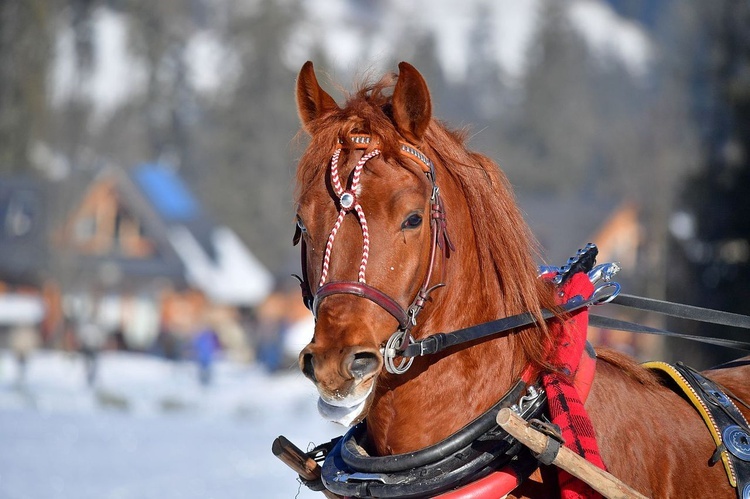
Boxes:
[309,346,598,499]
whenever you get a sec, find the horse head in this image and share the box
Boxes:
[294,61,446,426]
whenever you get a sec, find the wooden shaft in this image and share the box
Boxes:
[496,408,649,499]
[272,436,342,499]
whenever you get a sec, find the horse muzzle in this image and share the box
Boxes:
[299,344,383,425]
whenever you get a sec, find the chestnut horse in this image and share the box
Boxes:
[292,61,750,498]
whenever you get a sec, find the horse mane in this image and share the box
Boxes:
[419,124,560,374]
[295,73,560,374]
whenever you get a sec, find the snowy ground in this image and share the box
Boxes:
[0,350,342,499]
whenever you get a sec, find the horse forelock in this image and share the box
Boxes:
[295,75,420,203]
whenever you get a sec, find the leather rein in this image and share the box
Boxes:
[293,134,454,373]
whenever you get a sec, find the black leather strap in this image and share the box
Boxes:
[674,363,750,498]
[611,294,750,330]
[589,315,750,352]
[401,293,598,358]
[321,381,547,498]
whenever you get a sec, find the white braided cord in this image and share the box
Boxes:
[319,149,380,287]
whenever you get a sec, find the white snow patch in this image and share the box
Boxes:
[168,226,274,306]
[568,0,653,77]
[185,30,240,93]
[51,8,148,117]
[289,0,541,83]
[51,1,654,117]
[0,349,339,498]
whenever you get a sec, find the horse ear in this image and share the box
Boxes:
[296,61,339,133]
[392,62,432,143]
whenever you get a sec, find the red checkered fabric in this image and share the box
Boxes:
[541,272,606,499]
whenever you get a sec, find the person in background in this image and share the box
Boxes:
[9,324,39,387]
[193,327,219,386]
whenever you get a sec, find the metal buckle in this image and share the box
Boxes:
[588,262,621,284]
[332,471,407,485]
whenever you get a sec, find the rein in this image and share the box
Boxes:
[396,282,618,360]
[392,273,750,365]
[589,294,750,352]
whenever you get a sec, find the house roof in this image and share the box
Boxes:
[129,164,273,305]
[132,164,199,222]
[0,176,50,286]
[61,164,273,306]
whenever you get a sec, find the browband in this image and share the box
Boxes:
[343,134,434,176]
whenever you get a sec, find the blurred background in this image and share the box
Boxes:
[1,0,749,497]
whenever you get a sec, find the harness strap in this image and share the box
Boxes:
[588,315,750,352]
[644,361,750,497]
[611,293,750,331]
[432,344,599,499]
[396,284,617,359]
[315,281,410,330]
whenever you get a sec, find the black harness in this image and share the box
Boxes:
[310,380,546,498]
[646,361,750,499]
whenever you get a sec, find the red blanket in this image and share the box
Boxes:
[541,272,606,499]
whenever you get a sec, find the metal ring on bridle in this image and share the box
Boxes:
[593,282,621,305]
[383,330,415,375]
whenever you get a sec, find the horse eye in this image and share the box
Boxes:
[296,217,307,233]
[401,213,423,230]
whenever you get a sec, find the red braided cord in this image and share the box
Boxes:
[319,149,380,287]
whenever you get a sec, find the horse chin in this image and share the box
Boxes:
[317,381,375,426]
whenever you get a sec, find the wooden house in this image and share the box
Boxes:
[50,164,273,357]
[0,177,51,350]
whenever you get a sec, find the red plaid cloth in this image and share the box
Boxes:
[541,272,606,499]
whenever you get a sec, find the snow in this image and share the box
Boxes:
[568,0,653,77]
[292,0,542,83]
[0,295,44,325]
[184,31,240,93]
[50,0,654,118]
[51,8,148,117]
[168,226,274,307]
[0,350,341,499]
[288,0,652,84]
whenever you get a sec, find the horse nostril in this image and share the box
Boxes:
[301,353,316,382]
[349,351,381,380]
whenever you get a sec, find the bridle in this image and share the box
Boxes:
[293,134,454,373]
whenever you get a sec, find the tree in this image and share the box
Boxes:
[195,0,301,272]
[0,0,57,174]
[510,0,601,193]
[666,0,750,368]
